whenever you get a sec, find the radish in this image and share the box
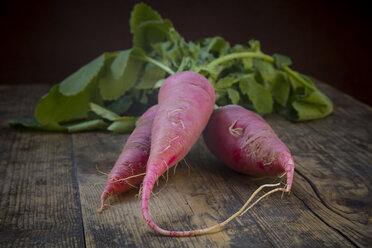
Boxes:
[141,71,216,236]
[203,105,294,191]
[141,74,290,237]
[98,105,158,213]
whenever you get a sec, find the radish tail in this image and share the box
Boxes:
[142,180,286,237]
[98,172,147,213]
[98,190,112,213]
[279,152,295,191]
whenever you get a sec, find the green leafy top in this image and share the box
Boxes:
[10,3,333,133]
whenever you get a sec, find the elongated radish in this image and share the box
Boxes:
[98,105,158,213]
[141,71,215,236]
[203,104,294,191]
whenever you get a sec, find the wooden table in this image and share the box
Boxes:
[0,83,371,247]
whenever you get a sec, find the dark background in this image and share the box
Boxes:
[1,0,371,105]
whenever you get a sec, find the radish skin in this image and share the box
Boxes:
[98,105,158,213]
[141,71,216,236]
[203,104,294,191]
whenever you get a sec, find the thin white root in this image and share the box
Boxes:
[173,162,179,175]
[229,119,243,137]
[263,156,276,166]
[98,173,147,188]
[136,184,143,198]
[96,164,111,177]
[169,136,180,143]
[183,158,191,176]
[165,164,169,184]
[162,159,169,168]
[151,169,172,197]
[158,136,180,154]
[168,109,186,129]
[240,185,288,216]
[93,172,146,187]
[242,130,267,148]
[167,108,183,118]
[158,144,171,154]
[110,172,147,184]
[242,135,259,148]
[191,183,284,235]
[171,120,185,129]
[281,190,285,199]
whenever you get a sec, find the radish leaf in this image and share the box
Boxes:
[227,88,240,105]
[66,119,108,132]
[99,49,143,100]
[107,95,133,115]
[271,71,290,107]
[292,90,333,121]
[108,117,137,134]
[136,63,166,89]
[59,52,115,96]
[10,2,334,132]
[35,84,94,125]
[90,103,120,121]
[130,3,173,50]
[273,54,292,69]
[240,76,273,114]
[9,118,67,131]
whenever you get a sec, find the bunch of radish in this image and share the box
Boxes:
[98,71,295,236]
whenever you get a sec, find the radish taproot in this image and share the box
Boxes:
[141,71,216,236]
[98,105,158,213]
[203,104,294,191]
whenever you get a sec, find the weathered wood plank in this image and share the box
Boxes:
[2,82,371,247]
[0,85,85,248]
[73,115,357,247]
[73,132,281,247]
[71,81,371,247]
[263,82,372,247]
[198,139,356,248]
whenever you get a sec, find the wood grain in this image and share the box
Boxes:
[0,83,371,247]
[71,81,370,247]
[0,85,85,248]
[73,132,276,247]
[264,82,372,247]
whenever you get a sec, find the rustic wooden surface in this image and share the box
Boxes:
[0,83,371,247]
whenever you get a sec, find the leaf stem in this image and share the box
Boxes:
[208,52,275,68]
[145,56,175,75]
[282,66,316,91]
[208,51,316,91]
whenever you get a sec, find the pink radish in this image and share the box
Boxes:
[203,105,294,191]
[98,105,158,213]
[141,71,216,236]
